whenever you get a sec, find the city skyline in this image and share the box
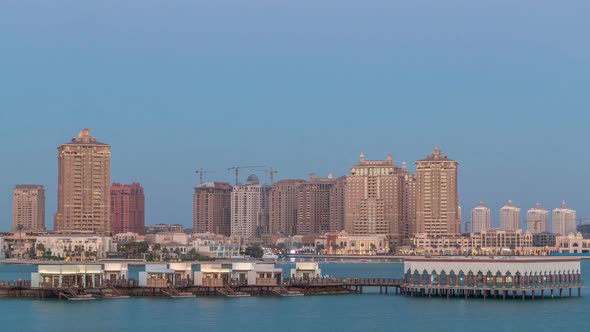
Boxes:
[1,1,589,231]
[0,129,583,233]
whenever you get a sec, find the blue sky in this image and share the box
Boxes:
[1,1,589,230]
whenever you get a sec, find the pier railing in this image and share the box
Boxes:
[0,280,31,287]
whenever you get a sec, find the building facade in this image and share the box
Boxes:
[329,176,346,233]
[401,170,417,245]
[268,179,306,236]
[54,129,111,233]
[193,182,232,236]
[500,200,521,231]
[297,174,333,235]
[527,203,549,234]
[231,175,270,240]
[110,183,145,235]
[471,201,491,233]
[35,235,112,260]
[415,147,460,236]
[345,154,404,247]
[552,201,576,236]
[12,185,46,232]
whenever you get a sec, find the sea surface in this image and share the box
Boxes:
[1,261,589,332]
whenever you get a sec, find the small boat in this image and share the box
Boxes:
[262,252,279,261]
[170,293,196,298]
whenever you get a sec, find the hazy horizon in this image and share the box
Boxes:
[1,1,589,231]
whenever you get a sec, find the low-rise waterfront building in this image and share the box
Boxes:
[146,232,189,246]
[325,231,389,255]
[191,236,241,259]
[31,264,104,288]
[408,229,541,256]
[138,264,176,287]
[290,262,322,280]
[193,263,232,287]
[231,262,282,286]
[555,233,590,254]
[35,235,112,260]
[402,256,583,299]
[169,262,193,285]
[104,263,129,283]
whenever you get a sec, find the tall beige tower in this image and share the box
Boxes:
[230,175,270,240]
[401,166,417,245]
[12,185,46,232]
[552,201,576,235]
[345,154,404,247]
[54,129,111,233]
[268,179,306,236]
[471,201,491,233]
[526,202,549,234]
[416,147,460,236]
[500,200,521,231]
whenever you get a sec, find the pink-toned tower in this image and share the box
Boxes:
[111,183,145,235]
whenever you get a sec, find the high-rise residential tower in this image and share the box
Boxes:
[345,154,404,247]
[297,174,333,235]
[552,201,576,235]
[416,147,460,236]
[268,179,306,236]
[500,200,521,231]
[111,183,145,235]
[329,176,346,232]
[12,185,45,232]
[526,203,549,234]
[401,167,417,244]
[231,175,270,240]
[193,182,232,236]
[471,201,491,233]
[54,129,111,233]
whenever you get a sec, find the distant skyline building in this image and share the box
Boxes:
[329,176,346,233]
[416,147,460,236]
[401,168,417,245]
[231,175,270,240]
[54,129,111,233]
[345,154,404,247]
[297,174,333,235]
[12,185,45,232]
[111,183,145,235]
[471,201,491,233]
[552,201,576,235]
[193,182,232,236]
[527,203,549,234]
[268,179,306,236]
[500,200,521,231]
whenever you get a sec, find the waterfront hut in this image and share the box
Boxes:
[168,262,193,286]
[231,262,283,286]
[193,263,232,287]
[31,264,104,288]
[138,264,176,287]
[290,262,322,281]
[103,263,129,284]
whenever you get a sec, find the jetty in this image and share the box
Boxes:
[0,257,583,300]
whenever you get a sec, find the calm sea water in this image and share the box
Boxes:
[1,261,589,332]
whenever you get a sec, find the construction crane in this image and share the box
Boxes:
[227,165,266,185]
[195,168,214,185]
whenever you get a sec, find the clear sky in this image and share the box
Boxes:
[1,1,589,231]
